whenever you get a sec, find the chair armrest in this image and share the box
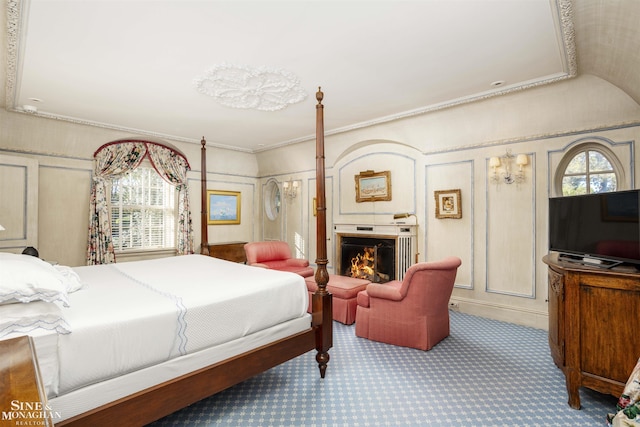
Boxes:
[366,281,404,301]
[285,258,310,268]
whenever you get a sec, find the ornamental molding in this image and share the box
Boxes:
[558,0,577,78]
[193,64,307,111]
[548,270,564,295]
[5,0,21,110]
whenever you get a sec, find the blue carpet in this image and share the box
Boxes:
[149,311,616,426]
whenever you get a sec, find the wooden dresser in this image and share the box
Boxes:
[205,241,247,263]
[0,336,54,426]
[544,253,640,409]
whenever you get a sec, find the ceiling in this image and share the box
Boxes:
[6,0,577,152]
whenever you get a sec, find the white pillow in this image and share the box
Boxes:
[0,253,70,306]
[53,265,86,293]
[0,300,71,338]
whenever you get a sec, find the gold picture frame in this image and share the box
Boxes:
[207,190,241,225]
[434,189,462,219]
[355,170,391,203]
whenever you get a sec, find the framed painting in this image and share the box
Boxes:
[434,189,462,219]
[355,170,391,203]
[207,190,241,225]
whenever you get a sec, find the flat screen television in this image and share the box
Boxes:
[548,189,640,268]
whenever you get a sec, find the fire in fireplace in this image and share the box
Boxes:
[340,236,395,283]
[334,223,416,281]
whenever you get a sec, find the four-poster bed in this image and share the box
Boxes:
[1,90,332,427]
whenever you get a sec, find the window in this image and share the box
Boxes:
[110,163,176,251]
[558,145,619,196]
[264,179,281,221]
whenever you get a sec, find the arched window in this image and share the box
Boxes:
[556,143,622,196]
[87,140,193,264]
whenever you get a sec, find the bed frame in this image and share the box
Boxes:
[57,89,332,426]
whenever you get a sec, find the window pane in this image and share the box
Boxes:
[588,151,614,172]
[111,165,176,252]
[132,184,143,205]
[562,176,587,196]
[565,152,586,174]
[589,173,617,194]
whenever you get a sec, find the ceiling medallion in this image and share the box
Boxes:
[193,64,307,111]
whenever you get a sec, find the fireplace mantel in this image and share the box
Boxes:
[333,223,416,237]
[333,223,417,280]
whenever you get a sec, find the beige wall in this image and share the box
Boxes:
[0,108,260,266]
[255,74,640,329]
[1,73,640,329]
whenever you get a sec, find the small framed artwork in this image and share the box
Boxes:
[355,170,392,203]
[207,190,241,225]
[434,189,462,219]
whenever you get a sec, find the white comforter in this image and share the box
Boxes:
[51,254,308,396]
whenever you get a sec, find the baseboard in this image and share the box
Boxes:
[449,297,549,331]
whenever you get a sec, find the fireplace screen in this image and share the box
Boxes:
[340,236,396,283]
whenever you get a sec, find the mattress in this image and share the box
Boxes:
[49,315,311,422]
[22,255,310,421]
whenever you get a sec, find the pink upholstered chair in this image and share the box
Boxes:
[355,256,462,350]
[244,241,314,278]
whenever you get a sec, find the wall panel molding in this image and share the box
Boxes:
[0,154,38,251]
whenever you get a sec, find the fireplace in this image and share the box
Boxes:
[340,236,396,283]
[334,223,416,282]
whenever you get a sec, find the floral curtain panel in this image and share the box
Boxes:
[87,141,193,265]
[147,144,194,255]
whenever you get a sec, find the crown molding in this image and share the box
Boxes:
[6,0,577,155]
[5,0,22,110]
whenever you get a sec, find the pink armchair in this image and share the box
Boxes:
[244,241,314,277]
[355,256,462,350]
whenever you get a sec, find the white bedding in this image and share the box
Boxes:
[50,315,310,422]
[16,255,310,421]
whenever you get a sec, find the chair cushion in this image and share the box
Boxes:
[305,275,369,299]
[261,260,293,269]
[280,266,314,277]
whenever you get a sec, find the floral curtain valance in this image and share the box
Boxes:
[87,140,194,265]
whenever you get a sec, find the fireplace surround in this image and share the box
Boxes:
[334,223,417,281]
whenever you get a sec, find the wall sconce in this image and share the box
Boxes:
[282,178,299,199]
[489,150,528,185]
[393,213,419,264]
[0,224,4,231]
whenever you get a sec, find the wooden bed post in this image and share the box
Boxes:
[313,87,333,378]
[200,137,210,256]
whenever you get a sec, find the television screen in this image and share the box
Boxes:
[549,189,640,267]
